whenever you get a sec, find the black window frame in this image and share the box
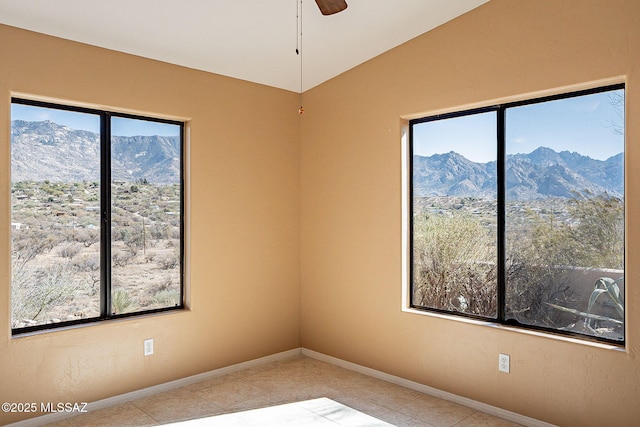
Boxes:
[409,83,625,345]
[10,97,185,335]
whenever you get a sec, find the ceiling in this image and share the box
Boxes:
[0,0,489,93]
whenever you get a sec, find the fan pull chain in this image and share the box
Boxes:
[297,0,304,114]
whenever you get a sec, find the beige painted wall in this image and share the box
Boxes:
[0,25,301,424]
[300,1,640,426]
[2,0,640,426]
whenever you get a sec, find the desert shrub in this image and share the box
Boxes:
[522,193,623,269]
[149,224,170,240]
[158,254,178,270]
[505,243,572,327]
[59,243,81,259]
[74,228,99,247]
[12,229,59,268]
[72,255,100,272]
[111,288,136,314]
[505,193,624,327]
[153,290,180,306]
[153,278,177,293]
[112,251,133,267]
[564,193,623,269]
[11,263,78,326]
[413,212,496,316]
[123,225,145,256]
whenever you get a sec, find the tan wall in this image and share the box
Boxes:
[300,1,640,426]
[0,25,301,424]
[2,0,640,426]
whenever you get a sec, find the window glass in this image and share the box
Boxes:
[505,90,624,341]
[110,116,182,314]
[11,104,101,328]
[412,111,498,317]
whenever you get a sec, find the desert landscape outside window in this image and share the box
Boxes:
[410,84,625,343]
[10,98,184,334]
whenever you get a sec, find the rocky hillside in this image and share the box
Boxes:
[11,120,180,184]
[413,147,623,200]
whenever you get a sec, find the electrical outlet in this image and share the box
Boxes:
[144,339,154,356]
[498,353,510,373]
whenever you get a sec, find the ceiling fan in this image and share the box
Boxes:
[314,0,348,15]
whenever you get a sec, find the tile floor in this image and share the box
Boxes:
[160,398,393,426]
[42,355,522,427]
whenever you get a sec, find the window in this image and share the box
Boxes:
[11,98,184,334]
[410,84,625,344]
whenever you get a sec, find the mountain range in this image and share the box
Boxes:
[11,120,180,184]
[11,120,623,199]
[413,147,623,200]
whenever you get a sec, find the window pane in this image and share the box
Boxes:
[11,104,101,328]
[412,111,498,317]
[505,89,625,341]
[110,116,182,315]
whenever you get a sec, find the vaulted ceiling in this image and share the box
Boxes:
[0,0,488,92]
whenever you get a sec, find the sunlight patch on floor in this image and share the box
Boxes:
[163,397,391,426]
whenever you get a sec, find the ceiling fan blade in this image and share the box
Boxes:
[314,0,348,15]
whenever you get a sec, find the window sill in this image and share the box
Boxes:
[401,306,626,352]
[11,307,190,339]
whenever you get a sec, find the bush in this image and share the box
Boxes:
[72,255,100,272]
[413,212,496,316]
[11,264,77,326]
[158,254,178,270]
[111,288,136,314]
[412,193,623,325]
[74,228,99,248]
[512,193,623,270]
[112,251,133,267]
[59,243,81,259]
[505,193,624,328]
[153,290,180,306]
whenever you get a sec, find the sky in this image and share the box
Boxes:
[412,88,624,163]
[11,103,181,137]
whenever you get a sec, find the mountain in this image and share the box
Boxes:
[111,135,180,183]
[413,151,495,198]
[11,120,180,184]
[413,147,623,200]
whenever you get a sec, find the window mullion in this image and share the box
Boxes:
[100,113,112,318]
[497,106,506,322]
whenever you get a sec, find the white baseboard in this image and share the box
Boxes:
[8,347,554,427]
[301,348,556,427]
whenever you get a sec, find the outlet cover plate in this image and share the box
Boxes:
[498,353,510,373]
[144,339,154,356]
